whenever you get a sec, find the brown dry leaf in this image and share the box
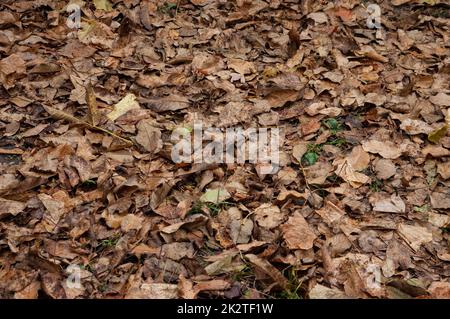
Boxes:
[86,82,99,126]
[281,212,316,250]
[14,281,41,299]
[135,120,162,154]
[422,145,450,157]
[315,201,345,226]
[254,204,284,229]
[219,207,253,245]
[37,193,66,232]
[374,159,397,180]
[429,93,450,107]
[397,224,433,252]
[437,162,450,180]
[333,147,370,188]
[120,214,144,232]
[20,124,48,138]
[126,283,178,299]
[192,279,231,296]
[428,282,450,299]
[227,58,256,75]
[161,242,195,261]
[309,284,348,299]
[371,193,406,213]
[245,254,289,289]
[304,160,333,185]
[356,45,388,63]
[362,140,402,159]
[143,95,190,112]
[430,191,450,209]
[0,198,26,218]
[400,119,433,135]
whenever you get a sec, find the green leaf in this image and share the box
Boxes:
[323,118,342,133]
[303,152,318,166]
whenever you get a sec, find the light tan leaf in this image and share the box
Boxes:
[107,93,140,121]
[437,162,450,180]
[397,224,433,252]
[254,203,284,229]
[200,188,230,204]
[309,284,348,299]
[227,58,256,75]
[0,198,26,217]
[120,214,144,232]
[371,194,406,213]
[334,147,370,188]
[374,159,397,180]
[126,283,178,299]
[362,140,402,159]
[400,119,433,135]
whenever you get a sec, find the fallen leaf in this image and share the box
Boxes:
[281,212,316,250]
[371,194,406,213]
[200,188,231,204]
[254,204,284,229]
[135,120,162,154]
[397,224,433,252]
[245,254,289,289]
[362,140,402,159]
[107,93,140,121]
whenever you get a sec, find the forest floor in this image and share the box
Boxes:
[0,0,449,299]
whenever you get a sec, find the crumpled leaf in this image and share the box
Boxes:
[143,95,190,112]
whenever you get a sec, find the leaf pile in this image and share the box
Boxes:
[0,0,449,299]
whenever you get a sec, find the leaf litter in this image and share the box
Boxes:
[0,0,449,300]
